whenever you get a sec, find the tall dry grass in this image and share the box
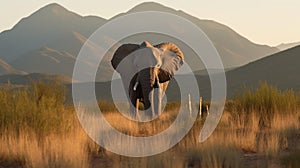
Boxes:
[227,82,299,128]
[0,81,94,168]
[224,82,300,166]
[0,128,89,168]
[0,81,299,167]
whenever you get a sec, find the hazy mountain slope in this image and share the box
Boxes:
[10,31,115,82]
[0,3,106,62]
[11,47,77,77]
[226,45,300,97]
[0,58,25,75]
[126,2,279,67]
[276,42,300,51]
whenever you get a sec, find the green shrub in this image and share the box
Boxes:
[0,80,74,136]
[281,148,300,167]
[227,82,299,128]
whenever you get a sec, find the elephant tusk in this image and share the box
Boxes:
[133,82,139,91]
[154,76,160,88]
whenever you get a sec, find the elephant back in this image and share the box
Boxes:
[111,44,140,72]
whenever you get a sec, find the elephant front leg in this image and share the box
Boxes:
[128,74,141,120]
[129,97,141,120]
[152,87,162,117]
[135,99,140,120]
[151,81,162,117]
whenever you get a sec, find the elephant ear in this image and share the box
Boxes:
[154,42,184,83]
[111,44,140,73]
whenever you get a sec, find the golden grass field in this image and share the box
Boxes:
[0,81,299,168]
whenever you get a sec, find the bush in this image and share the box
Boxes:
[281,148,300,167]
[0,80,73,136]
[227,82,299,128]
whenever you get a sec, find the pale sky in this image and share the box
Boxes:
[1,0,300,46]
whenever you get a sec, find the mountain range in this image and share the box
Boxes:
[0,2,279,82]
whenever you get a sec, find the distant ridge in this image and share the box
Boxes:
[276,42,300,51]
[0,73,73,85]
[226,45,300,97]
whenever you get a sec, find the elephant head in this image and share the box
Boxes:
[111,41,184,119]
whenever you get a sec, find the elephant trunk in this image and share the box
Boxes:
[139,68,162,118]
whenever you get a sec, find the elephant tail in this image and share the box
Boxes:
[154,42,184,61]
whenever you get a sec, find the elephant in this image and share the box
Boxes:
[111,41,184,120]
